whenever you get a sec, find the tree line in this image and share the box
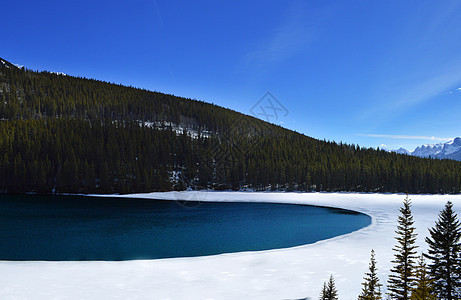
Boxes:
[1,61,461,194]
[319,196,461,299]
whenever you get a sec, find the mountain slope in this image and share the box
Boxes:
[1,58,461,194]
[0,58,19,69]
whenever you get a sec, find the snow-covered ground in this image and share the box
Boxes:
[1,191,460,299]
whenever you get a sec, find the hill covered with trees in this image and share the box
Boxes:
[1,58,461,194]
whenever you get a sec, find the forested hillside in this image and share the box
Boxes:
[1,58,461,194]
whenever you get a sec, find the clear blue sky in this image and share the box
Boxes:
[3,0,461,151]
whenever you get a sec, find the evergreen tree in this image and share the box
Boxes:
[320,275,338,300]
[388,195,418,300]
[359,249,383,300]
[424,201,461,300]
[410,254,436,300]
[320,281,328,300]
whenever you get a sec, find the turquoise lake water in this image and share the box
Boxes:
[0,195,371,261]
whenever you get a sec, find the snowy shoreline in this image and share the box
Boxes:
[1,191,461,299]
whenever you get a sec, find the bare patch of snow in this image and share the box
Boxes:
[139,121,212,139]
[50,71,67,76]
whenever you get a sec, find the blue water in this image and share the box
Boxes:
[0,195,371,261]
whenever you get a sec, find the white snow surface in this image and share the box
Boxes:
[1,191,461,299]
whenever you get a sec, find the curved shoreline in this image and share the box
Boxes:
[90,191,377,256]
[0,195,370,261]
[91,191,379,250]
[1,192,460,299]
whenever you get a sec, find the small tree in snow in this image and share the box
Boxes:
[425,201,461,300]
[388,195,418,300]
[410,254,436,300]
[359,249,383,300]
[320,275,338,300]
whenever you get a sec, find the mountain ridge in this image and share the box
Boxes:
[2,57,461,194]
[391,138,461,161]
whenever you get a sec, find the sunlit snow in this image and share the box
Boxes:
[1,192,459,299]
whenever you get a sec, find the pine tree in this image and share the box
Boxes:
[320,275,338,300]
[359,249,383,300]
[320,281,328,300]
[388,195,418,300]
[410,254,436,300]
[424,201,461,300]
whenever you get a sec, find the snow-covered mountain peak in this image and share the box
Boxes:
[388,138,461,160]
[393,147,411,155]
[412,143,443,158]
[451,137,461,145]
[399,137,461,161]
[441,137,461,156]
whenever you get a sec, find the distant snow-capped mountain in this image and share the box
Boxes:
[393,147,411,155]
[390,138,461,161]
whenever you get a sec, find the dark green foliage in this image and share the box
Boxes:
[410,254,436,300]
[425,201,461,300]
[1,60,461,194]
[388,195,418,300]
[0,119,179,193]
[359,249,382,300]
[320,275,338,300]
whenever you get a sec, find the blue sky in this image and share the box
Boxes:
[3,0,461,150]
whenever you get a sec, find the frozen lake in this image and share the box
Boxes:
[0,194,370,261]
